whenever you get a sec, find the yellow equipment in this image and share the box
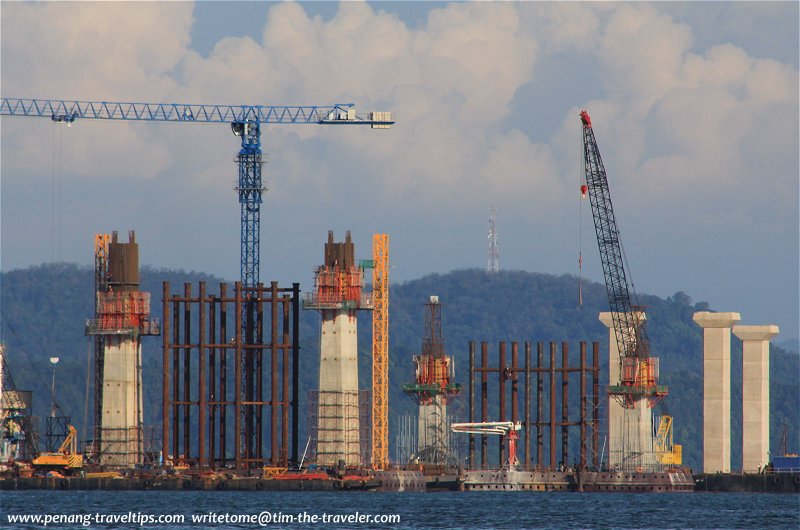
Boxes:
[654,415,682,466]
[32,424,84,469]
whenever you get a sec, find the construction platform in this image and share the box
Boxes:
[694,472,800,493]
[0,469,426,493]
[459,468,694,492]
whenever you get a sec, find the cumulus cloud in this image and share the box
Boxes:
[1,1,797,336]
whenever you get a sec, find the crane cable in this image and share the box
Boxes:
[50,121,67,266]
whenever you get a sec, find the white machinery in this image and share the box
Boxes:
[451,421,522,468]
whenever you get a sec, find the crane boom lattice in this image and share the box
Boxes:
[580,110,666,409]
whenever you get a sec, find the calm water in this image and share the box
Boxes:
[1,490,798,529]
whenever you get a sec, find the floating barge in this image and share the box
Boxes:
[694,472,800,494]
[459,468,694,492]
[0,468,427,492]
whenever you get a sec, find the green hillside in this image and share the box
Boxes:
[1,264,797,471]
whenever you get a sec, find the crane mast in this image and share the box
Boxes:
[580,110,666,409]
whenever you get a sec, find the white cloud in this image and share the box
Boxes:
[1,1,797,337]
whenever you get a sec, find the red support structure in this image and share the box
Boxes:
[162,281,298,470]
[498,341,506,466]
[467,341,601,471]
[481,342,488,469]
[561,342,569,469]
[549,342,557,470]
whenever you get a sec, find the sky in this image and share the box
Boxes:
[1,1,798,341]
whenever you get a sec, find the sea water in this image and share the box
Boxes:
[1,490,798,529]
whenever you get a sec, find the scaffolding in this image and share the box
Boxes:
[307,389,371,468]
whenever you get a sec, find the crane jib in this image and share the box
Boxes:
[0,98,394,126]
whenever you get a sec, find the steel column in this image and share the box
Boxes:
[234,282,242,469]
[468,341,475,469]
[524,342,531,470]
[498,341,506,466]
[219,283,228,464]
[536,341,543,468]
[562,342,569,468]
[161,281,170,467]
[198,282,207,466]
[291,283,300,465]
[580,341,587,470]
[208,286,217,465]
[481,341,488,468]
[593,341,600,470]
[183,283,191,460]
[549,342,557,470]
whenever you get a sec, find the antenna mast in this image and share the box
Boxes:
[487,207,499,273]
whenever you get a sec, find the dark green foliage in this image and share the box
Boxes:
[1,264,797,471]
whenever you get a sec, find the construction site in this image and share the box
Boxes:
[0,101,796,493]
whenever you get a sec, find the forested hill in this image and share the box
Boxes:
[1,264,797,471]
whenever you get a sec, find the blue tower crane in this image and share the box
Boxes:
[0,98,394,287]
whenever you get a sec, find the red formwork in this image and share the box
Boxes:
[95,291,151,330]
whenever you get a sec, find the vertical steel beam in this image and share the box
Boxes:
[161,281,170,467]
[481,342,488,468]
[256,285,265,463]
[549,342,557,470]
[183,284,192,460]
[244,294,254,462]
[282,296,290,466]
[172,293,180,463]
[592,341,600,470]
[468,341,475,470]
[580,341,587,470]
[270,282,279,466]
[234,282,242,469]
[498,341,506,466]
[209,288,217,466]
[220,283,228,465]
[536,342,543,467]
[524,342,531,470]
[291,283,300,465]
[562,342,569,468]
[199,282,207,466]
[511,342,519,423]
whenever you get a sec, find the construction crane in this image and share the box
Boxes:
[0,344,39,462]
[579,110,667,409]
[32,424,83,472]
[0,97,394,288]
[452,421,522,469]
[653,415,682,465]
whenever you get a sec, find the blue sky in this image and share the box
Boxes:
[1,1,798,341]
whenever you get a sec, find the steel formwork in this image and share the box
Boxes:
[467,341,601,471]
[161,281,300,469]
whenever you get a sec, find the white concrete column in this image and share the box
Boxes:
[101,336,143,467]
[318,309,360,466]
[733,324,779,473]
[693,311,740,473]
[418,394,448,464]
[599,311,650,470]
